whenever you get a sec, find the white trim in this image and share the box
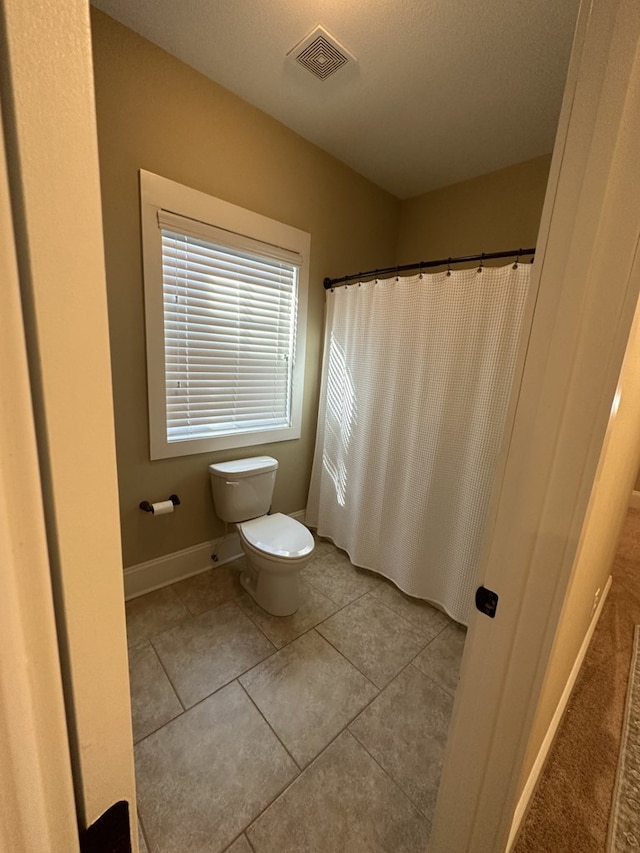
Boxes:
[2,0,138,836]
[124,536,241,600]
[506,573,613,851]
[629,490,640,510]
[124,509,308,599]
[139,170,311,460]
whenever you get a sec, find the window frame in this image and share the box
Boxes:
[140,170,310,460]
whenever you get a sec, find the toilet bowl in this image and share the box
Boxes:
[209,457,315,616]
[237,513,314,616]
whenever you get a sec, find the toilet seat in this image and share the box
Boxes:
[238,513,314,560]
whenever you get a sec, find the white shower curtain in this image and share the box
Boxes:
[306,263,530,625]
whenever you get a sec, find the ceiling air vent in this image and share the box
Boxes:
[288,25,355,80]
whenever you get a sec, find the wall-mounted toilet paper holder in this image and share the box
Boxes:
[139,494,181,514]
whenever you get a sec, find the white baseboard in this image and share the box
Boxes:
[506,573,613,850]
[629,490,640,509]
[123,509,308,600]
[123,534,242,600]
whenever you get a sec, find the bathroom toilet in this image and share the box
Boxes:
[209,456,315,616]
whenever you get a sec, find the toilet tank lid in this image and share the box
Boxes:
[209,456,278,478]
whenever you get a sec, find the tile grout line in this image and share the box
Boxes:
[226,680,306,842]
[174,586,282,666]
[136,809,151,853]
[126,613,191,655]
[135,547,450,661]
[367,592,455,651]
[241,619,416,772]
[132,633,279,749]
[241,725,372,843]
[234,581,377,657]
[406,661,459,701]
[347,722,435,827]
[346,655,454,823]
[165,643,278,717]
[346,628,462,825]
[300,547,381,606]
[221,831,256,853]
[310,625,383,690]
[130,568,458,741]
[170,576,203,618]
[233,585,431,842]
[238,680,303,772]
[129,543,458,849]
[135,674,299,851]
[134,611,421,753]
[343,655,449,753]
[308,541,458,637]
[147,636,187,713]
[131,709,183,749]
[158,558,345,659]
[313,593,442,690]
[306,563,455,648]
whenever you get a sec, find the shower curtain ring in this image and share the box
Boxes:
[419,261,423,279]
[513,249,521,269]
[396,265,399,281]
[477,253,484,273]
[446,257,452,277]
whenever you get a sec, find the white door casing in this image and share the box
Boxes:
[0,88,79,853]
[0,0,138,845]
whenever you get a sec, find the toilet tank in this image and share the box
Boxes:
[209,456,278,523]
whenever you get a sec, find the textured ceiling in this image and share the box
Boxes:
[91,0,580,199]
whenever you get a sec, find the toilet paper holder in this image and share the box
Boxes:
[139,494,181,513]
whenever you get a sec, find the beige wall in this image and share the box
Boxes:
[397,155,552,264]
[91,10,400,568]
[92,11,561,572]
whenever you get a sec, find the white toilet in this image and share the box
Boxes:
[209,456,315,616]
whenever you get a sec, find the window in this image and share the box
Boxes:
[140,171,310,459]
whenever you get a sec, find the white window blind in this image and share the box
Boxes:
[159,210,300,444]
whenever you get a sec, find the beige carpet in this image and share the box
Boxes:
[514,507,640,852]
[607,626,640,851]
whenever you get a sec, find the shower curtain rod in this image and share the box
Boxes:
[323,247,535,289]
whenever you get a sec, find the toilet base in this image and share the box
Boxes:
[239,562,300,617]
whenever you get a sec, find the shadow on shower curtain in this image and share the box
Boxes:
[306,264,530,625]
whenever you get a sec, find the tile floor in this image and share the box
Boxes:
[126,538,467,853]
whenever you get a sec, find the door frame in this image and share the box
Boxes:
[0,90,80,853]
[0,0,138,846]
